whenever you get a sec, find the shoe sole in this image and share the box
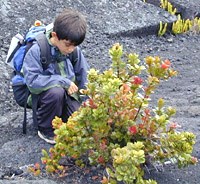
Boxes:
[38,131,56,145]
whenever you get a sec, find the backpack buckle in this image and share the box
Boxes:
[41,57,47,64]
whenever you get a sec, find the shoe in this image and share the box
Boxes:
[38,130,56,145]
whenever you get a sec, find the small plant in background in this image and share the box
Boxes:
[172,14,192,34]
[172,15,200,35]
[158,21,168,36]
[158,0,176,36]
[189,17,200,34]
[41,43,197,184]
[143,0,200,36]
[158,0,200,35]
[160,0,177,15]
[28,163,41,176]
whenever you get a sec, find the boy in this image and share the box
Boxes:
[23,9,89,144]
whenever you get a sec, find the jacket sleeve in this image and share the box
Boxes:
[73,47,90,90]
[23,44,72,94]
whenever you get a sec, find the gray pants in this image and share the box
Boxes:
[37,87,80,134]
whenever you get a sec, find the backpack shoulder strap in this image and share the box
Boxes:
[29,33,52,132]
[35,33,52,70]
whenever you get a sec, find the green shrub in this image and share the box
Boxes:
[42,43,197,183]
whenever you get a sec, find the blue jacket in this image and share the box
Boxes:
[23,42,89,101]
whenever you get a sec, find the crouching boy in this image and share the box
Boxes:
[23,8,89,144]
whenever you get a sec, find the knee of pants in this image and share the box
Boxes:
[43,87,65,103]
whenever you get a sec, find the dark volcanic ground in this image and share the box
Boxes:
[0,0,200,183]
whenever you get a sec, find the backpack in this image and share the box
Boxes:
[6,20,78,134]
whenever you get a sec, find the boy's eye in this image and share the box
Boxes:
[65,43,73,47]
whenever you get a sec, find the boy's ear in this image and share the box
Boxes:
[51,32,58,39]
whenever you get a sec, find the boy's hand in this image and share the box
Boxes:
[68,82,78,95]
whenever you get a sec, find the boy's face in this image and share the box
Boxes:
[51,32,76,55]
[56,39,75,55]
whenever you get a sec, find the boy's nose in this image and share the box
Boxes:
[67,47,75,54]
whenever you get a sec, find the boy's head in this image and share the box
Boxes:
[51,8,87,55]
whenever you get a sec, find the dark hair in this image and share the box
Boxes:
[53,8,87,46]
